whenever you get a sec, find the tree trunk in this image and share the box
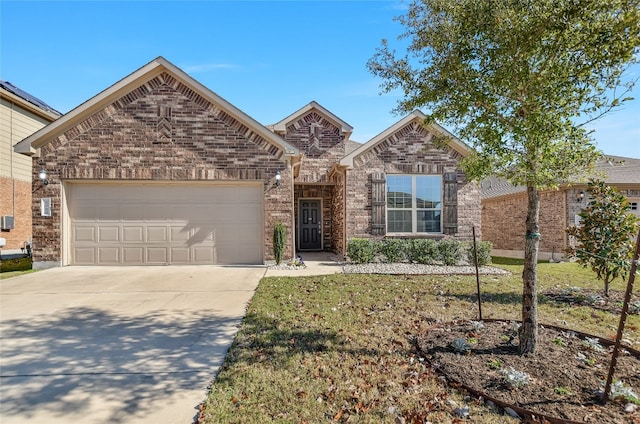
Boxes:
[520,185,540,354]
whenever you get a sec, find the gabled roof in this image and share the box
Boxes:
[0,80,61,120]
[339,110,470,168]
[14,56,299,157]
[481,155,640,200]
[269,101,353,138]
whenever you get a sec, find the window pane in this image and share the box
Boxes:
[388,210,412,233]
[416,176,441,209]
[417,210,441,233]
[387,176,412,208]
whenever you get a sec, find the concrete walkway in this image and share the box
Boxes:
[0,265,265,424]
[264,252,344,277]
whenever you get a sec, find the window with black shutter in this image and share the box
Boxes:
[442,172,458,235]
[371,172,386,235]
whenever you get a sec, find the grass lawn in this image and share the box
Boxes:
[201,261,639,423]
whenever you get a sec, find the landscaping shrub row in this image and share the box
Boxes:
[347,238,492,266]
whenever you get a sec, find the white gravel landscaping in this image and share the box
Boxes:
[341,263,510,275]
[267,253,511,275]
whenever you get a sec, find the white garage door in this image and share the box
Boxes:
[68,182,263,265]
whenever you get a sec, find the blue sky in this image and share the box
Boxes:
[1,1,638,158]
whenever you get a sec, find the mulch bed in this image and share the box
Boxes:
[542,287,640,315]
[417,320,640,423]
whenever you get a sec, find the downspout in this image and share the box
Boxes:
[10,102,15,218]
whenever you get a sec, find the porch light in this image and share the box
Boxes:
[275,170,282,187]
[38,169,49,186]
[577,190,584,202]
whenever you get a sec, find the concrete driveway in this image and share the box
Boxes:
[0,265,265,424]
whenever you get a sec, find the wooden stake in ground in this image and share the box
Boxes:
[472,225,482,320]
[603,227,640,404]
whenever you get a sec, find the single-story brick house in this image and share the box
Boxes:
[482,155,640,261]
[15,57,481,269]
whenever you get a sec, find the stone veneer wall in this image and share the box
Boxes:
[31,72,294,266]
[344,121,480,242]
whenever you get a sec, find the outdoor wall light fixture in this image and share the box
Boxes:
[577,190,585,202]
[275,170,282,187]
[38,169,49,186]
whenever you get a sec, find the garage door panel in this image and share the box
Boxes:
[98,227,120,242]
[123,247,144,264]
[74,226,95,242]
[170,226,190,242]
[216,243,260,264]
[69,183,263,265]
[146,226,167,242]
[170,248,190,263]
[193,246,215,263]
[74,248,96,264]
[147,248,168,264]
[98,248,120,264]
[123,226,144,242]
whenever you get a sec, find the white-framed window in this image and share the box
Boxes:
[386,175,442,233]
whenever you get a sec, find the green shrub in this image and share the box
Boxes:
[381,238,407,263]
[0,256,33,273]
[273,222,287,265]
[466,241,492,266]
[347,238,378,264]
[408,239,438,264]
[439,239,461,265]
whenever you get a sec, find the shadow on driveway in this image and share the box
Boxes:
[1,307,240,423]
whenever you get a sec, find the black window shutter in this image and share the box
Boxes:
[443,172,458,235]
[371,172,386,235]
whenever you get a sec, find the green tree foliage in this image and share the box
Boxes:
[567,180,639,296]
[368,0,639,353]
[273,222,287,265]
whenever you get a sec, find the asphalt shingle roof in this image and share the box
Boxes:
[481,155,640,199]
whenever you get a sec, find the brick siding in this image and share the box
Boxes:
[282,111,345,184]
[31,72,294,265]
[482,189,568,256]
[0,177,32,250]
[330,170,346,254]
[345,120,480,243]
[282,110,349,253]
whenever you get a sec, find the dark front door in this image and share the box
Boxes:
[299,199,322,250]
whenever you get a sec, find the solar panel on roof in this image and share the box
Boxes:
[0,80,61,115]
